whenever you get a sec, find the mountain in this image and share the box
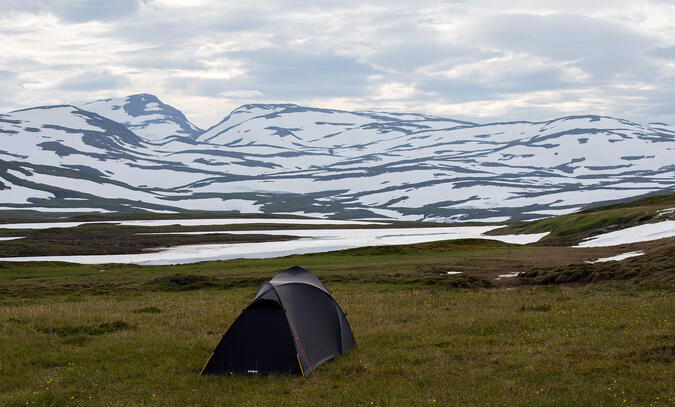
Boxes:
[80,93,202,141]
[0,94,673,221]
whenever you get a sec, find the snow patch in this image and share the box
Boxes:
[496,272,519,280]
[0,177,55,203]
[656,207,675,219]
[524,207,582,216]
[576,220,675,247]
[586,251,644,263]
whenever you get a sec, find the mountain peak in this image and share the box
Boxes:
[127,92,161,101]
[79,94,202,142]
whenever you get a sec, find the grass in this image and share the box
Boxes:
[0,236,672,406]
[0,237,661,300]
[35,320,134,337]
[0,236,672,303]
[0,194,673,405]
[0,281,672,406]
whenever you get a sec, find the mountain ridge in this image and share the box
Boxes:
[0,93,673,221]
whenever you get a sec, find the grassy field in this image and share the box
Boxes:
[0,243,673,406]
[0,195,673,406]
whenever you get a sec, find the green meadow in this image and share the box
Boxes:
[0,194,673,406]
[0,244,673,406]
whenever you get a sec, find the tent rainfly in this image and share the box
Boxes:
[200,266,355,376]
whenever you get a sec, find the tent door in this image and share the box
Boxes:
[202,301,300,375]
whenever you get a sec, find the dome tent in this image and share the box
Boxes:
[201,266,355,376]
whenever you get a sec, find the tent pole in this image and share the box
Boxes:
[285,311,316,380]
[199,353,214,376]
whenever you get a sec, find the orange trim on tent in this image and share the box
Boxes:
[285,311,316,380]
[199,353,214,376]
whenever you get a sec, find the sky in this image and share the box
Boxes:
[1,0,674,128]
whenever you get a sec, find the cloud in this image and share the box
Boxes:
[647,46,675,60]
[0,1,674,126]
[5,0,144,22]
[55,70,130,91]
[477,13,652,79]
[228,49,376,99]
[0,70,16,80]
[217,89,263,98]
[371,82,418,100]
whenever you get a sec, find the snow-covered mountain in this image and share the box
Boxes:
[80,93,202,141]
[1,94,673,221]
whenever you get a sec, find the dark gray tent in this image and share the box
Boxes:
[201,266,355,376]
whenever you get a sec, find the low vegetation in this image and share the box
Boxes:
[520,239,675,286]
[0,274,671,406]
[0,236,673,406]
[0,194,672,405]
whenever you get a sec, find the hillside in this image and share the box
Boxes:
[489,193,675,245]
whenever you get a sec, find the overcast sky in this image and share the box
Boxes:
[1,0,674,127]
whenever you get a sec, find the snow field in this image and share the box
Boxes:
[576,220,675,247]
[0,224,547,265]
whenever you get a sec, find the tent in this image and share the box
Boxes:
[201,266,355,376]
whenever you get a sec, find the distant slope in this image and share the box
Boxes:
[489,193,675,245]
[1,96,674,221]
[518,237,674,286]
